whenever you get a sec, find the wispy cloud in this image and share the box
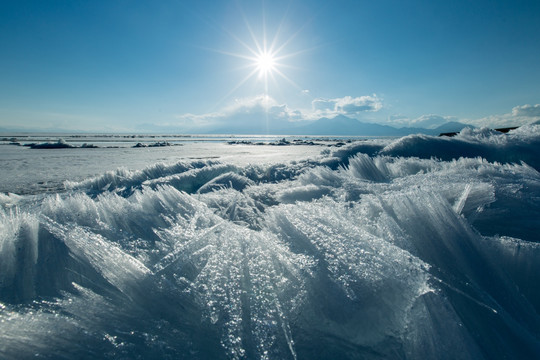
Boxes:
[172,93,383,130]
[311,95,382,119]
[386,104,540,129]
[511,104,540,118]
[171,96,540,133]
[467,104,540,128]
[173,95,297,130]
[388,114,457,129]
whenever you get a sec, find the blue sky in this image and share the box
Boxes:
[1,0,540,132]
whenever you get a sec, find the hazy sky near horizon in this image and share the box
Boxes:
[1,0,540,132]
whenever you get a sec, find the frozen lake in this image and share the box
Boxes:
[1,134,359,194]
[1,127,540,359]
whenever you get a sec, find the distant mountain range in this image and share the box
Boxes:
[205,115,472,136]
[1,116,473,136]
[291,116,471,136]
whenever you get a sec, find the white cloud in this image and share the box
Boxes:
[311,95,382,118]
[468,103,540,128]
[172,93,383,130]
[386,114,457,128]
[511,104,540,117]
[224,94,278,114]
[173,94,301,130]
[387,114,409,123]
[223,95,299,120]
[171,99,540,133]
[408,114,457,129]
[336,95,383,113]
[387,104,540,129]
[312,98,336,112]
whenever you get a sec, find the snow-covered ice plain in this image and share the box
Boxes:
[1,126,540,359]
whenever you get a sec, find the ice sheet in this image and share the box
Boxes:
[1,127,540,359]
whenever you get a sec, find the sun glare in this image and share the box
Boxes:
[212,7,313,105]
[256,51,277,76]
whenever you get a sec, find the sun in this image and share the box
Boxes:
[209,6,316,107]
[218,32,301,99]
[255,51,277,77]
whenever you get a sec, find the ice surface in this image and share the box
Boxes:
[380,125,540,170]
[0,140,327,195]
[1,128,540,359]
